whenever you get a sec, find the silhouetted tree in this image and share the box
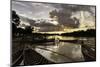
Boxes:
[24,26,33,34]
[12,10,21,36]
[12,10,20,26]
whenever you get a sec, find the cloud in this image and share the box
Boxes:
[49,4,95,28]
[12,1,96,32]
[19,15,59,32]
[19,15,36,26]
[12,1,56,19]
[49,10,80,28]
[34,20,58,27]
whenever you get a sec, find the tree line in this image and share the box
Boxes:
[12,10,33,37]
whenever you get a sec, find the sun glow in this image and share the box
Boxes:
[37,31,65,34]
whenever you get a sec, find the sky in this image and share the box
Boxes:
[12,1,96,32]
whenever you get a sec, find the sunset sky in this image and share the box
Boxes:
[12,1,96,33]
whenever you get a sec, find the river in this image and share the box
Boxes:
[30,36,95,63]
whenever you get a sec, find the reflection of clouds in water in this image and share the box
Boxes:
[50,42,84,62]
[50,50,71,63]
[35,41,84,63]
[34,37,95,63]
[71,45,84,60]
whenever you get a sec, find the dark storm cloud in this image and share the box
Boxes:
[49,9,80,28]
[49,4,95,28]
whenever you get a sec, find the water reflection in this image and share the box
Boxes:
[34,41,84,62]
[50,42,84,63]
[47,35,78,40]
[32,36,95,63]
